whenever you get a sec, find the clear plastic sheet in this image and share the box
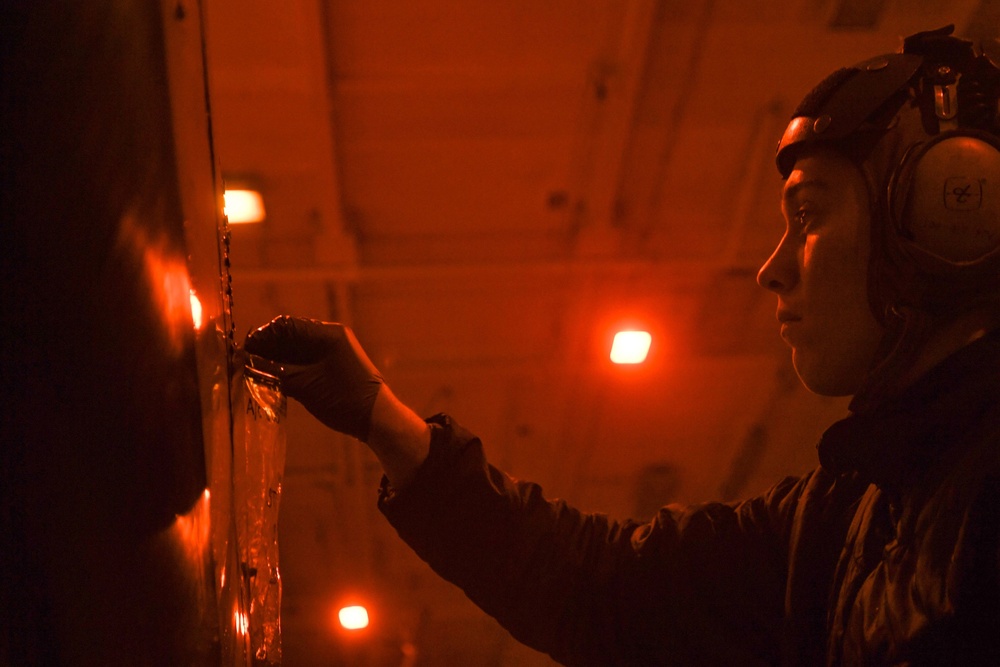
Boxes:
[233,364,287,665]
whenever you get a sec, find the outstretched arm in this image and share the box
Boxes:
[244,315,802,665]
[367,384,431,488]
[243,316,430,487]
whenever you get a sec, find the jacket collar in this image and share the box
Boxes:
[817,329,1000,494]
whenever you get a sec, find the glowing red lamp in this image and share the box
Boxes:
[338,605,369,630]
[610,330,651,364]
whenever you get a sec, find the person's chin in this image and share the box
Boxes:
[791,349,855,397]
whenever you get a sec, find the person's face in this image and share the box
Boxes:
[757,148,884,396]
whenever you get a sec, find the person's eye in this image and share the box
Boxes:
[794,206,816,234]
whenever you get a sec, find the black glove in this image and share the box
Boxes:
[244,316,384,442]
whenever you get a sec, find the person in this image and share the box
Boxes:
[245,26,1000,665]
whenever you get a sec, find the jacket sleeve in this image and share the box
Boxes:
[378,415,810,666]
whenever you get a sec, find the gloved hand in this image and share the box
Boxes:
[243,316,384,442]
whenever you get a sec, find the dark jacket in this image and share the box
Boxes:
[379,331,1000,665]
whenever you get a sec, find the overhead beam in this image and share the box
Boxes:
[564,0,659,256]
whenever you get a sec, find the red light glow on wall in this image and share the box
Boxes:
[189,290,203,330]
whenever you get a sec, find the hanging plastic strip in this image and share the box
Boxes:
[233,361,287,665]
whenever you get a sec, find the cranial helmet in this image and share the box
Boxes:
[775,25,1000,408]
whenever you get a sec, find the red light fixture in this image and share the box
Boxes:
[610,330,651,364]
[338,605,369,630]
[223,188,266,224]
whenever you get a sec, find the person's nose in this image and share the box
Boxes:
[757,233,797,294]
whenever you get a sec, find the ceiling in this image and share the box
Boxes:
[201,2,999,664]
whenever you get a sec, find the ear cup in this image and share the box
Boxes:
[899,134,1000,262]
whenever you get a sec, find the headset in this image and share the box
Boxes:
[777,26,1000,267]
